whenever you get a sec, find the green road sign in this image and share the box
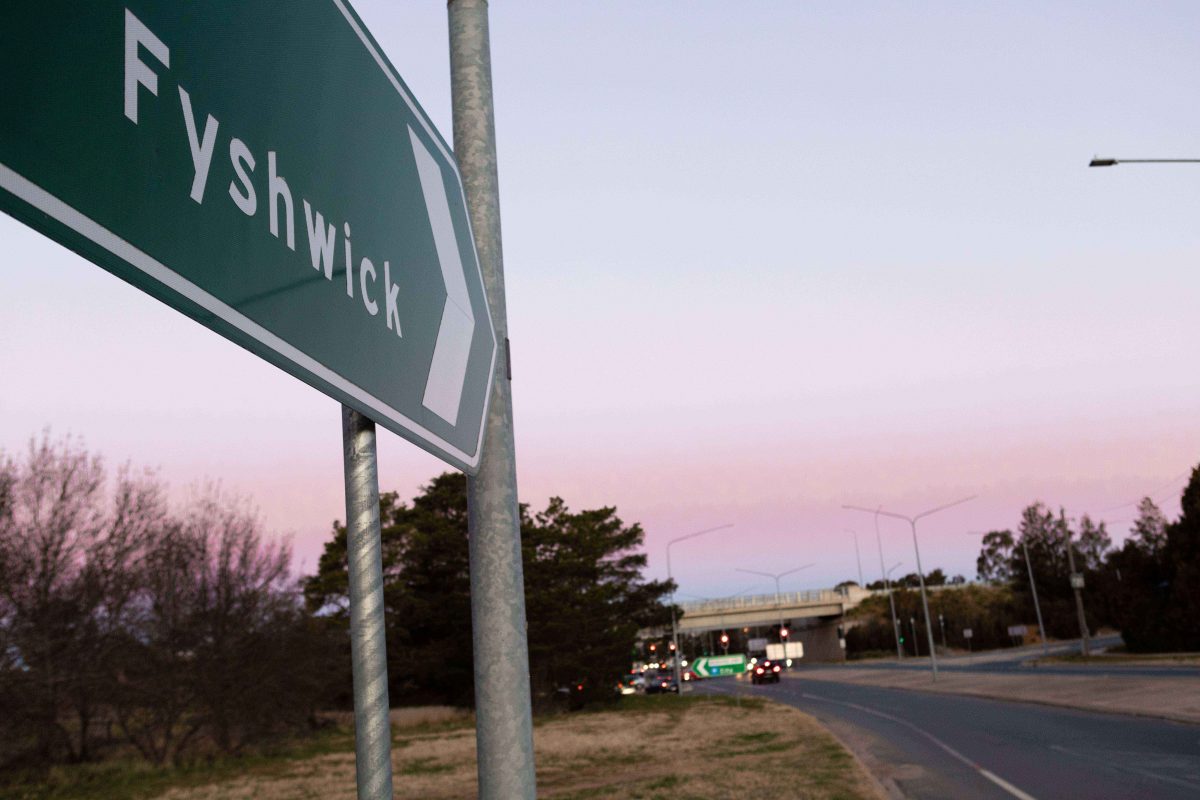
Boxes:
[0,1,496,473]
[692,654,747,678]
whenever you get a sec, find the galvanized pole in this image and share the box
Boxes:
[1064,531,1091,657]
[667,545,682,691]
[875,511,903,659]
[1021,539,1049,656]
[736,565,812,668]
[848,529,865,587]
[342,407,394,800]
[845,498,974,682]
[448,2,537,798]
[774,576,787,665]
[668,525,734,691]
[908,518,939,678]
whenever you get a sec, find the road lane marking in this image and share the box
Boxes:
[794,690,1039,800]
[978,769,1038,800]
[1049,744,1200,793]
[701,681,1039,798]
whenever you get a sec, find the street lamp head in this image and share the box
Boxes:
[1089,158,1117,167]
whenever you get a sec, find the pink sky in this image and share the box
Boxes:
[3,2,1199,597]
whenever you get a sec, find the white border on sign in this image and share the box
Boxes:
[0,1,497,471]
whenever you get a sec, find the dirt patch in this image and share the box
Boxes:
[155,697,883,799]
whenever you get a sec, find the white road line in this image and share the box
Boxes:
[793,690,1039,800]
[979,769,1038,800]
[1049,744,1200,793]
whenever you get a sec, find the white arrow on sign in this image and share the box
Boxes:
[409,125,475,426]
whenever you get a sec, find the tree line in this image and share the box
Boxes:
[0,434,337,773]
[302,472,674,712]
[847,465,1200,656]
[0,434,673,778]
[978,467,1200,652]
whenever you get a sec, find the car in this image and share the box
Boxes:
[643,669,679,694]
[751,658,782,685]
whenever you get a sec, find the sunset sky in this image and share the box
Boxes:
[3,1,1200,599]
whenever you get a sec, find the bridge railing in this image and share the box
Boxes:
[677,588,847,616]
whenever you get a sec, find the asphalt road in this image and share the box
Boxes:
[699,675,1200,799]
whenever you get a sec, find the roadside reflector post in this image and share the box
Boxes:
[449,1,538,798]
[342,406,394,800]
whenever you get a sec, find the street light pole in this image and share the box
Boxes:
[1022,539,1050,657]
[1089,157,1200,167]
[873,508,904,659]
[970,531,1049,657]
[845,529,865,588]
[1064,529,1091,657]
[666,524,733,693]
[886,561,904,659]
[736,564,814,667]
[845,497,975,682]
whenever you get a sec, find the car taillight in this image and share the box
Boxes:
[755,668,764,674]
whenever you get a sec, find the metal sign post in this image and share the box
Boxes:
[342,408,393,800]
[0,3,523,797]
[448,1,537,798]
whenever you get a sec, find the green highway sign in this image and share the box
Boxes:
[691,654,747,678]
[0,1,496,472]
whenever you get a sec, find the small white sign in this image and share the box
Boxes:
[963,628,974,639]
[766,642,803,661]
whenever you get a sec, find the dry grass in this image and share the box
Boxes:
[155,697,882,800]
[318,706,473,730]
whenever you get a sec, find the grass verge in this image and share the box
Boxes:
[4,695,880,800]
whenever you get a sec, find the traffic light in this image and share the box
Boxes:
[719,633,729,645]
[780,627,789,639]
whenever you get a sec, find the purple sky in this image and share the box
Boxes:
[3,1,1200,598]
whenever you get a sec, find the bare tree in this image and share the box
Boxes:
[1,435,331,770]
[0,434,163,763]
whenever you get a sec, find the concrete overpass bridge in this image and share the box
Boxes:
[675,586,871,633]
[643,585,875,663]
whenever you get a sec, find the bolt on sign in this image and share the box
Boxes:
[0,1,497,472]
